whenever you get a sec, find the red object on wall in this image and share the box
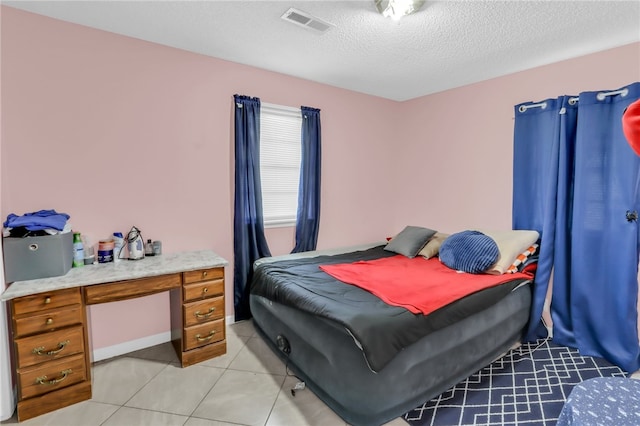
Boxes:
[623,99,640,156]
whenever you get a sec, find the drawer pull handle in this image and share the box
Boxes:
[194,307,215,319]
[32,340,69,356]
[45,318,53,325]
[44,297,51,304]
[36,369,72,386]
[202,287,208,294]
[195,331,216,342]
[202,271,208,278]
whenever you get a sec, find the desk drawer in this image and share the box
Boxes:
[16,325,85,369]
[12,288,81,316]
[184,296,224,327]
[183,319,225,351]
[184,268,224,284]
[14,305,83,338]
[183,278,224,302]
[18,353,87,399]
[84,273,181,304]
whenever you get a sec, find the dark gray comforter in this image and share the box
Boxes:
[250,246,530,372]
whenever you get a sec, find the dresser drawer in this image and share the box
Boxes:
[183,278,224,302]
[18,353,87,399]
[16,325,85,369]
[184,268,224,284]
[14,305,83,338]
[12,288,82,316]
[183,319,225,351]
[184,296,224,327]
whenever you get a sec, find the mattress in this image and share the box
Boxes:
[251,245,530,372]
[249,245,533,425]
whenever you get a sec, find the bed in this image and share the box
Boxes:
[249,232,536,426]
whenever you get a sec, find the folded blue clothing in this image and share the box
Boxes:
[3,209,70,231]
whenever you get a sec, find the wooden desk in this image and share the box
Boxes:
[1,250,228,422]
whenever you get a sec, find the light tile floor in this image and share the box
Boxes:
[1,320,407,426]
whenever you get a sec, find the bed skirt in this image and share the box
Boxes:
[250,283,532,426]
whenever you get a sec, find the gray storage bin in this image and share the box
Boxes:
[2,232,73,282]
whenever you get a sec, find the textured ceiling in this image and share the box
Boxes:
[4,0,640,101]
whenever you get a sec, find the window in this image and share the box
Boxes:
[260,103,302,227]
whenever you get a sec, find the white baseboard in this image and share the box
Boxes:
[92,315,236,362]
[92,332,172,362]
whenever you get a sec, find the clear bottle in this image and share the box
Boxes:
[73,232,84,268]
[145,239,155,256]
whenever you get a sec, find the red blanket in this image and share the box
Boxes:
[319,255,532,315]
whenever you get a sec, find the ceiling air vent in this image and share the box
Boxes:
[281,8,335,34]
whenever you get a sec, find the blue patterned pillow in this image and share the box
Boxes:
[439,230,499,273]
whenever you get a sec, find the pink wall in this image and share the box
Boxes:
[393,43,640,234]
[1,6,639,352]
[0,7,400,349]
[0,5,17,419]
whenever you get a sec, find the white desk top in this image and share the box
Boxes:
[1,250,228,301]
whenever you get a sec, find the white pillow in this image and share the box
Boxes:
[418,232,449,259]
[475,229,540,275]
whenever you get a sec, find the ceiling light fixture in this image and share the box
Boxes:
[375,0,426,21]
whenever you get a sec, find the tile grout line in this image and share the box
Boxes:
[187,325,263,425]
[98,357,173,425]
[184,329,254,423]
[263,373,289,426]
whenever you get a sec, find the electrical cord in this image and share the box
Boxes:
[282,353,306,396]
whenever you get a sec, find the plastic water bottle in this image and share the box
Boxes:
[73,232,84,268]
[113,232,124,262]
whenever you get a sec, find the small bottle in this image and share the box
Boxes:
[145,239,155,256]
[152,240,162,256]
[113,232,124,262]
[73,232,84,268]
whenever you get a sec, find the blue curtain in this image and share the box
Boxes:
[568,84,640,371]
[513,82,640,372]
[548,98,579,347]
[233,94,271,321]
[292,106,322,253]
[513,97,564,339]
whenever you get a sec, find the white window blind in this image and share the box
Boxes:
[260,103,302,227]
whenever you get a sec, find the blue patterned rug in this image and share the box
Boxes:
[404,339,628,426]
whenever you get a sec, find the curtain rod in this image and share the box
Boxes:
[597,88,629,101]
[564,89,627,104]
[519,87,629,114]
[520,98,578,113]
[518,102,547,113]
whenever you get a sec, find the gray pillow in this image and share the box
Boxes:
[384,226,437,258]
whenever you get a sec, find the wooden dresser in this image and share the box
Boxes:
[1,250,227,422]
[10,287,91,421]
[173,266,226,367]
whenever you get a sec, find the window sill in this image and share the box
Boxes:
[264,220,296,229]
